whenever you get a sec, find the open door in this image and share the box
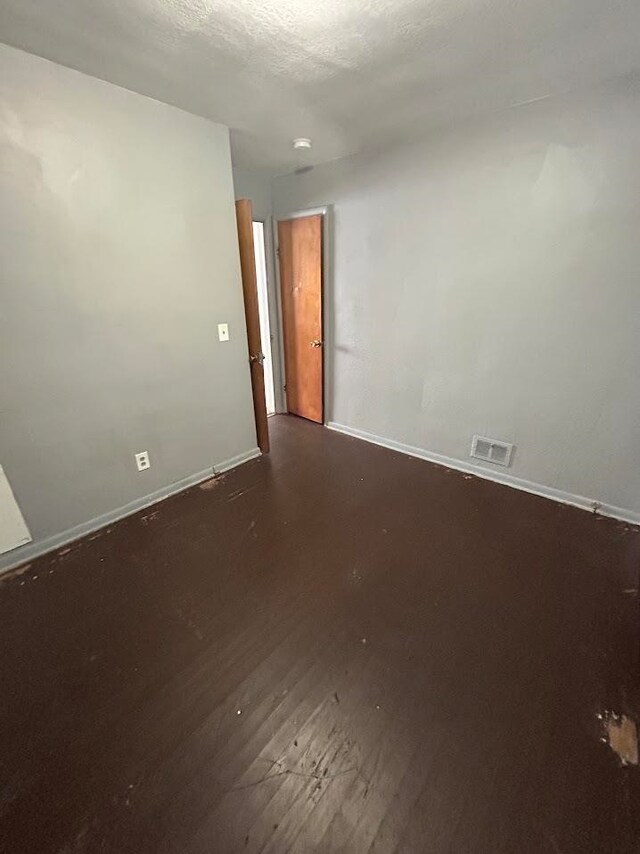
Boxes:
[277,215,323,424]
[235,199,269,453]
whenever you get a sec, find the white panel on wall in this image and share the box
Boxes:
[0,465,31,555]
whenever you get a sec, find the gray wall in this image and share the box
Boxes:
[273,77,640,516]
[0,44,257,564]
[232,168,273,222]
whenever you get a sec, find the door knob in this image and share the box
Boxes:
[249,352,265,365]
[310,339,323,348]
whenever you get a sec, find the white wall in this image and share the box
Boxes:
[273,77,640,517]
[0,45,257,568]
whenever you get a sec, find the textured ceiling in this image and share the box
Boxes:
[1,0,640,174]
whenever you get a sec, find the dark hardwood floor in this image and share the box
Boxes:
[1,415,639,853]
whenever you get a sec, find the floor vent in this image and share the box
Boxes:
[470,435,514,467]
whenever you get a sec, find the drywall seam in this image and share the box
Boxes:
[0,447,261,575]
[327,422,640,526]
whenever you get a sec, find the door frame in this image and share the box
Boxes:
[272,205,333,425]
[251,219,277,415]
[256,216,285,416]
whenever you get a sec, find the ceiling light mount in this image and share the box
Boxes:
[293,137,312,150]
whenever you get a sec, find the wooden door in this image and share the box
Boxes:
[277,215,323,423]
[235,199,269,453]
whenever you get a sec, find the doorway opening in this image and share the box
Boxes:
[277,213,324,424]
[252,221,276,416]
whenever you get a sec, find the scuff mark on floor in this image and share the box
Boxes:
[599,712,638,766]
[0,563,31,583]
[349,567,363,586]
[58,541,85,559]
[199,473,227,491]
[620,522,639,534]
[228,486,257,502]
[230,756,357,792]
[141,510,160,526]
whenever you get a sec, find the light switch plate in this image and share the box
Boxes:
[218,323,230,342]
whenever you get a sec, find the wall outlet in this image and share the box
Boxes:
[135,451,150,472]
[218,323,230,342]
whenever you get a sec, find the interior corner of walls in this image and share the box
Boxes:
[231,168,275,221]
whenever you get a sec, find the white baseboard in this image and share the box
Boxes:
[214,448,261,474]
[0,447,261,575]
[327,422,640,527]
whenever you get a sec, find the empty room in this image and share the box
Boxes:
[1,1,640,851]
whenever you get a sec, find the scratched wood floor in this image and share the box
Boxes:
[1,414,639,853]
